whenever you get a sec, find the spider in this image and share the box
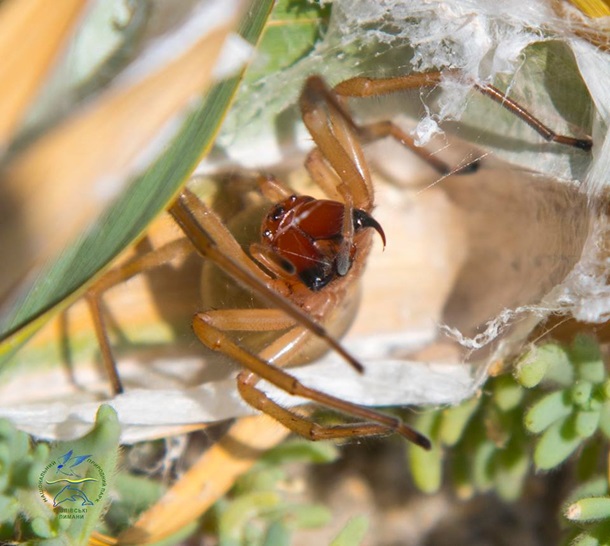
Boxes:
[84,71,592,451]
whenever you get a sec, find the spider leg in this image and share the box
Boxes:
[256,173,294,202]
[353,120,476,175]
[474,83,592,150]
[237,370,401,441]
[85,294,123,394]
[192,314,431,448]
[304,80,462,178]
[300,76,373,210]
[200,308,295,333]
[198,308,381,440]
[85,236,194,395]
[334,70,593,151]
[169,189,365,373]
[90,238,193,294]
[304,148,344,202]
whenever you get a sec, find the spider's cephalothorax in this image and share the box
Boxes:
[261,195,385,291]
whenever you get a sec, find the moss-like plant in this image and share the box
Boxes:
[0,405,119,545]
[204,439,368,546]
[408,334,610,545]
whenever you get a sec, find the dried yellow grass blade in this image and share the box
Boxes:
[0,0,87,145]
[567,0,610,17]
[117,416,289,545]
[0,17,234,304]
[554,0,610,50]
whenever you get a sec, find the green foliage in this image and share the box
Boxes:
[329,516,369,546]
[205,439,369,546]
[102,471,166,535]
[407,334,610,545]
[0,405,120,545]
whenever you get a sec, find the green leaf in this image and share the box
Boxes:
[261,439,340,466]
[219,491,280,543]
[571,533,600,546]
[408,412,443,494]
[451,449,475,499]
[330,516,369,546]
[439,396,480,447]
[493,374,524,412]
[0,0,276,366]
[542,342,576,387]
[244,0,331,84]
[574,409,601,439]
[566,497,610,522]
[534,415,582,470]
[472,440,496,492]
[280,503,332,530]
[600,401,610,440]
[493,439,529,502]
[104,472,166,532]
[514,343,555,388]
[571,335,605,384]
[43,405,120,544]
[262,520,292,546]
[30,516,54,539]
[525,389,573,434]
[572,381,595,407]
[566,477,609,506]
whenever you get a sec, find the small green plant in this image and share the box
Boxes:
[0,405,119,545]
[408,334,610,545]
[204,439,368,546]
[0,418,56,543]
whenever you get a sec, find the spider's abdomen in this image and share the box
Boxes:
[261,195,384,291]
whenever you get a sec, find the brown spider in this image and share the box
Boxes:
[85,71,591,451]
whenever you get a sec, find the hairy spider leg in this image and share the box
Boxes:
[83,180,367,396]
[305,74,474,178]
[194,314,431,447]
[82,75,432,447]
[85,237,194,394]
[333,69,593,151]
[171,190,431,448]
[169,189,365,373]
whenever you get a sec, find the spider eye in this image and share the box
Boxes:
[263,229,272,239]
[271,206,285,221]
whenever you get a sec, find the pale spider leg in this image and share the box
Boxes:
[90,238,193,294]
[84,237,194,395]
[250,242,297,279]
[336,184,355,277]
[306,76,459,177]
[200,309,295,332]
[169,190,365,373]
[198,313,400,439]
[354,120,469,175]
[334,70,593,151]
[300,76,372,211]
[85,294,124,394]
[178,188,273,285]
[237,371,404,441]
[301,76,381,276]
[475,84,592,150]
[192,316,431,448]
[195,290,403,444]
[198,307,395,440]
[256,174,294,202]
[304,148,344,202]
